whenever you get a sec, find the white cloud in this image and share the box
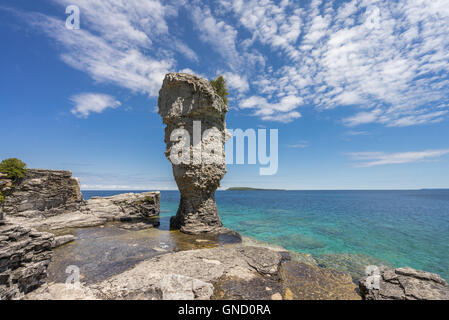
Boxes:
[224,0,449,125]
[11,1,194,97]
[288,141,309,148]
[261,111,302,123]
[190,6,241,69]
[54,0,175,48]
[347,149,449,167]
[346,130,369,136]
[240,94,303,122]
[70,93,121,118]
[222,72,249,93]
[5,0,449,125]
[343,110,381,126]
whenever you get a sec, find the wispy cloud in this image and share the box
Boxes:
[70,93,121,118]
[190,5,241,70]
[240,95,303,123]
[224,0,449,125]
[347,149,449,167]
[4,1,192,97]
[346,130,370,136]
[221,72,249,94]
[288,141,309,148]
[4,0,449,125]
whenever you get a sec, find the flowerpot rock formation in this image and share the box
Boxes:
[158,73,228,234]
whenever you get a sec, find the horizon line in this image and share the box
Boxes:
[81,188,449,191]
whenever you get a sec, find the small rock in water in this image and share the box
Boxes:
[52,235,76,248]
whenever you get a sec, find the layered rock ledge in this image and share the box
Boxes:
[0,169,162,299]
[6,191,160,231]
[359,266,449,300]
[0,223,54,300]
[1,169,83,218]
[25,245,361,300]
[1,169,160,230]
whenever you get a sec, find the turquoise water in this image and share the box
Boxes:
[82,190,449,281]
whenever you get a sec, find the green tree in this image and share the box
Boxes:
[0,158,27,181]
[210,75,229,106]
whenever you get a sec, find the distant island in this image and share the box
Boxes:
[226,187,287,191]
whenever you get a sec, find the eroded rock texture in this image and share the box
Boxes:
[1,169,83,218]
[26,245,361,300]
[7,192,161,231]
[0,172,11,222]
[158,73,228,234]
[84,192,160,221]
[359,266,449,300]
[0,223,54,300]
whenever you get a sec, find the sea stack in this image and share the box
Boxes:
[158,73,228,234]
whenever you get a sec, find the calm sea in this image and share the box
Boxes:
[82,190,449,281]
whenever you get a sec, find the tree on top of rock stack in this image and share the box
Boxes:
[0,158,27,182]
[210,75,229,106]
[158,73,230,235]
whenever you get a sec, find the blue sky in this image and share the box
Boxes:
[1,0,449,190]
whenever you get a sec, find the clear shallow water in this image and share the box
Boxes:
[83,190,449,281]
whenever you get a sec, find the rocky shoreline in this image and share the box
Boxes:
[1,72,448,300]
[1,170,448,300]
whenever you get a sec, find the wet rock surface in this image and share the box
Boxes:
[45,222,241,285]
[27,245,283,300]
[0,223,53,300]
[279,261,361,300]
[359,266,449,300]
[158,73,229,234]
[315,253,394,281]
[26,234,362,301]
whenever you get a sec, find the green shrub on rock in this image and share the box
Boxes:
[0,191,4,204]
[0,158,27,181]
[210,75,229,106]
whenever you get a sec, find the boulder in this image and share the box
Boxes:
[359,266,449,300]
[158,73,228,234]
[52,235,76,248]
